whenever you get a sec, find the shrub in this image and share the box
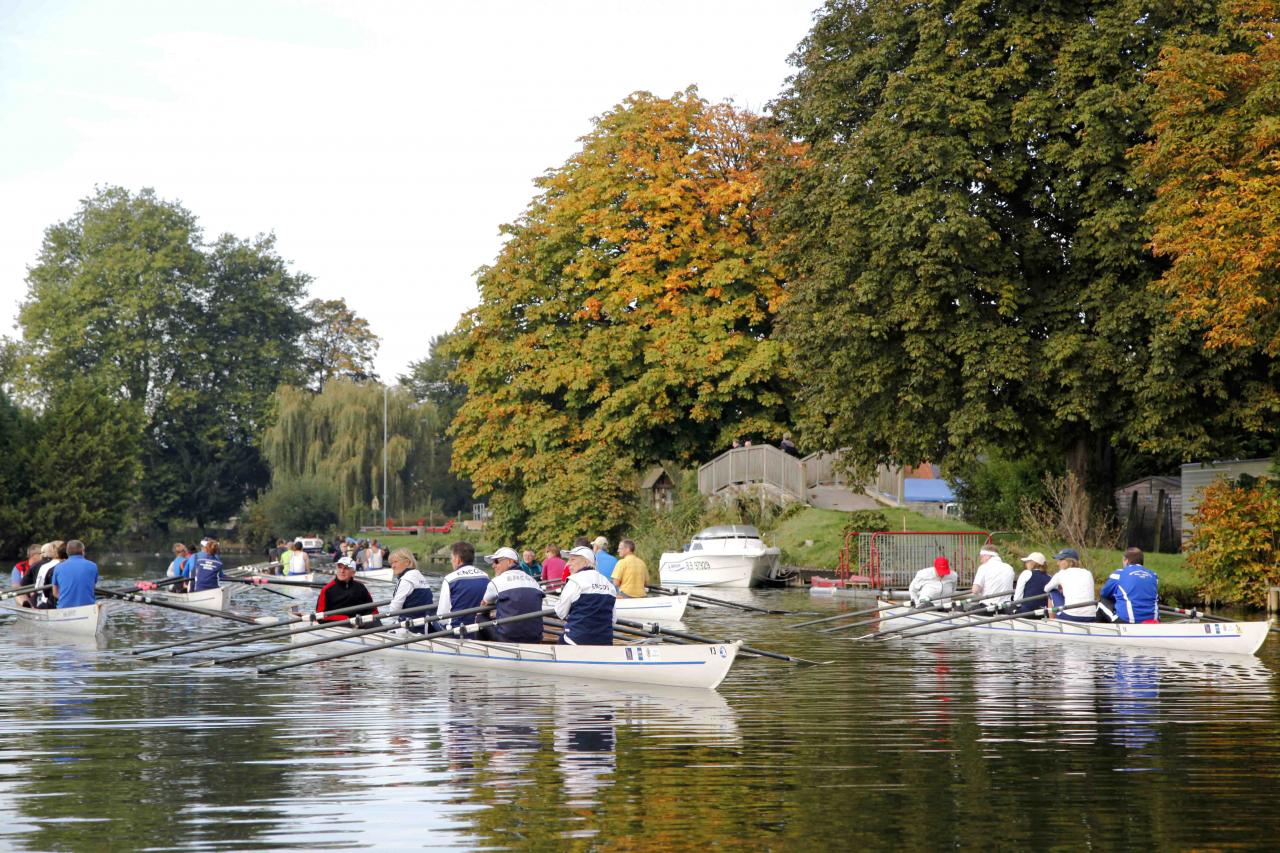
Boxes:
[949,454,1049,530]
[842,510,890,536]
[246,477,340,543]
[1186,477,1280,607]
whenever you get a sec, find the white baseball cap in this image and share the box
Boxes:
[591,536,609,549]
[560,546,596,566]
[1019,551,1047,566]
[336,556,357,569]
[483,547,520,565]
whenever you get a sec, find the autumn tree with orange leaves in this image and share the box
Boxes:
[449,90,798,544]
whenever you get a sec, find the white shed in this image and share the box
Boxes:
[1180,457,1273,542]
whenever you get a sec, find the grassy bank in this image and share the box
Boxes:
[769,505,1199,603]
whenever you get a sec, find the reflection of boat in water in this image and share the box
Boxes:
[1,601,106,636]
[873,601,1270,656]
[290,624,741,689]
[659,526,784,589]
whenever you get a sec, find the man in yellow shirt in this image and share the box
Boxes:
[610,538,648,598]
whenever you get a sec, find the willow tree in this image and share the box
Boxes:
[262,380,444,519]
[450,89,798,544]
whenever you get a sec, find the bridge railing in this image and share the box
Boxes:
[698,446,806,501]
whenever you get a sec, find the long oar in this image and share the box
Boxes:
[257,607,557,675]
[855,593,1052,641]
[820,589,1023,634]
[788,587,973,629]
[96,587,259,624]
[222,577,296,599]
[612,616,825,666]
[644,584,800,616]
[232,576,327,589]
[131,596,394,657]
[202,601,500,667]
[167,601,404,660]
[1158,605,1232,623]
[1,583,52,601]
[884,600,1103,642]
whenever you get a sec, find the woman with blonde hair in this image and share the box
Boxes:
[388,548,434,633]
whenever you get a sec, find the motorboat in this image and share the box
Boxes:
[659,525,783,589]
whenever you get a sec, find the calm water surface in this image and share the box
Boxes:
[3,559,1279,850]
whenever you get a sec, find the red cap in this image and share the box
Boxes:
[934,556,951,576]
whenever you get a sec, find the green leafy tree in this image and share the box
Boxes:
[0,392,35,557]
[26,379,143,544]
[769,0,1265,502]
[18,187,313,529]
[401,331,471,512]
[299,297,380,389]
[449,89,799,544]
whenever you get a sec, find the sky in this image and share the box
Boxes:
[0,0,820,381]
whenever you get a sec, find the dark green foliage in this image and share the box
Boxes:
[26,379,143,545]
[18,187,318,530]
[400,332,472,513]
[842,510,890,536]
[769,1,1263,500]
[948,455,1051,531]
[0,392,35,558]
[247,476,340,539]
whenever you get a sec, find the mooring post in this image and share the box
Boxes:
[1267,586,1280,617]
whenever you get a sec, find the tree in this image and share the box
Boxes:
[0,392,35,557]
[26,379,143,545]
[450,89,798,544]
[299,297,380,389]
[401,331,471,512]
[18,187,314,528]
[769,0,1265,501]
[261,381,444,521]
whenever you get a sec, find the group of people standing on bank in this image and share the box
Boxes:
[908,546,1159,624]
[9,539,100,610]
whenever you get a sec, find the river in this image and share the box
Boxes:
[3,558,1279,850]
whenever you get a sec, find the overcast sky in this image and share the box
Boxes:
[0,0,819,380]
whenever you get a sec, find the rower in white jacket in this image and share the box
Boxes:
[971,548,1016,604]
[909,557,957,607]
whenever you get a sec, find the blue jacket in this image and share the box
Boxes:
[192,554,224,591]
[1099,563,1159,623]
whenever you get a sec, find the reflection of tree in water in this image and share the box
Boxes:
[9,654,297,851]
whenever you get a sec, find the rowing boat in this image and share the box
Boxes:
[544,593,689,623]
[235,573,320,599]
[288,624,740,689]
[142,586,231,611]
[873,601,1270,656]
[1,601,106,636]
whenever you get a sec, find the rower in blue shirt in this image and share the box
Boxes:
[591,536,618,581]
[51,540,99,608]
[192,540,225,592]
[1099,547,1159,623]
[437,541,490,629]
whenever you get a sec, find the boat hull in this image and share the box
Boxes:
[145,586,231,611]
[658,552,780,588]
[289,625,739,689]
[874,603,1270,656]
[1,601,106,636]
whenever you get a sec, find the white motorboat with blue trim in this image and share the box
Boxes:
[659,525,783,589]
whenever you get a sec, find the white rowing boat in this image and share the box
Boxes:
[289,624,740,689]
[873,601,1270,656]
[543,593,689,622]
[142,586,232,611]
[1,601,106,636]
[236,573,320,599]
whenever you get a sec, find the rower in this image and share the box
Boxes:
[1098,547,1159,623]
[388,548,434,633]
[610,539,647,599]
[192,539,225,592]
[52,540,98,609]
[1044,548,1096,622]
[553,546,617,645]
[970,547,1015,609]
[316,557,377,622]
[477,547,544,642]
[166,543,189,580]
[1013,552,1051,615]
[14,544,42,607]
[437,541,490,632]
[285,541,310,576]
[908,556,956,609]
[31,542,65,609]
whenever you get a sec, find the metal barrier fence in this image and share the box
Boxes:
[838,530,993,589]
[697,446,806,501]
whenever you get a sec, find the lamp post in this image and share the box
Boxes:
[383,383,389,532]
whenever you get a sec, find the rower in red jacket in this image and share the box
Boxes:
[315,557,378,622]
